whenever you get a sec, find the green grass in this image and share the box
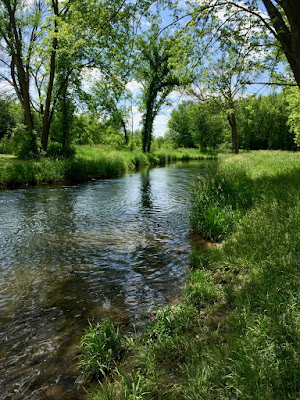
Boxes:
[77,318,124,379]
[0,146,214,188]
[80,151,300,400]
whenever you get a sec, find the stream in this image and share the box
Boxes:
[0,160,216,399]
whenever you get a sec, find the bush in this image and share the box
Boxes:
[46,142,75,159]
[11,124,39,159]
[0,137,14,154]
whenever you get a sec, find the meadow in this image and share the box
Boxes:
[78,151,300,399]
[0,146,214,188]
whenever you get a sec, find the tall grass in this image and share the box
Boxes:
[80,151,300,400]
[0,146,214,188]
[77,318,124,379]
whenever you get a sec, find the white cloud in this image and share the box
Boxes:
[126,79,143,93]
[153,114,171,137]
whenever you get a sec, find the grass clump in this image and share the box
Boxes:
[78,317,124,379]
[185,269,221,308]
[190,166,254,241]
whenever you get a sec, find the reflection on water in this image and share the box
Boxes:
[0,161,216,399]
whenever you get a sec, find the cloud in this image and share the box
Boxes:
[126,79,143,93]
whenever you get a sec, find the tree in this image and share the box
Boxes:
[135,28,182,152]
[0,96,17,139]
[90,75,131,145]
[237,92,296,150]
[168,101,227,150]
[188,1,300,88]
[0,0,150,155]
[287,88,300,147]
[186,39,263,154]
[167,102,195,148]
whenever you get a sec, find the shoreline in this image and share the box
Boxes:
[0,146,216,190]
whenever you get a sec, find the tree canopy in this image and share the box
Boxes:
[0,0,299,156]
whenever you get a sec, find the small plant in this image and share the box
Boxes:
[77,317,123,379]
[146,304,197,343]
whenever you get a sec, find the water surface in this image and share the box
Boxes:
[0,161,215,399]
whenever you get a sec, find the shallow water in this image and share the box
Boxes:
[0,161,215,399]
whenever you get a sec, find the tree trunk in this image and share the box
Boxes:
[5,2,36,150]
[262,0,300,88]
[227,111,239,154]
[121,119,129,145]
[41,0,59,152]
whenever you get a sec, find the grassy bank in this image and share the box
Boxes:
[0,146,214,188]
[78,151,300,399]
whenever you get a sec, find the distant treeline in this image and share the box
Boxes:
[167,91,299,152]
[0,90,299,157]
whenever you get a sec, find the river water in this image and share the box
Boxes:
[0,161,215,399]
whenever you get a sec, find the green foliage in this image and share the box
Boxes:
[90,76,131,144]
[167,102,195,148]
[135,25,182,152]
[78,317,123,378]
[287,87,300,147]
[0,96,17,140]
[49,91,76,148]
[185,269,220,308]
[168,101,229,150]
[46,143,76,159]
[10,124,39,159]
[237,92,297,150]
[190,167,254,240]
[0,137,14,155]
[145,305,198,344]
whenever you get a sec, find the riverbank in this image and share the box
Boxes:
[78,151,300,399]
[0,146,214,188]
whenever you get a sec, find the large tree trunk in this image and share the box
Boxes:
[227,110,239,154]
[262,0,300,88]
[5,1,36,149]
[41,0,59,152]
[142,105,154,153]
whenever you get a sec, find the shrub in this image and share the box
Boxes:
[0,137,14,154]
[11,124,39,159]
[46,142,76,159]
